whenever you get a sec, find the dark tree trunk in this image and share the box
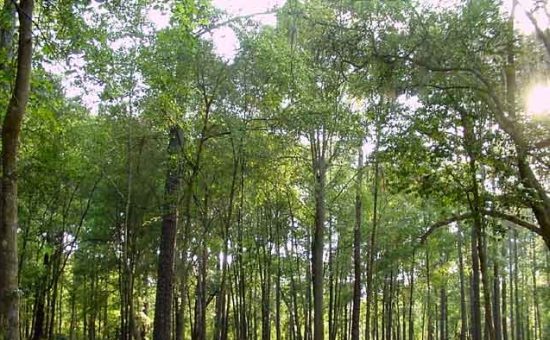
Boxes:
[260,239,272,340]
[458,227,468,340]
[312,158,326,340]
[426,250,434,340]
[439,288,446,340]
[237,164,248,340]
[152,126,183,340]
[471,226,483,340]
[215,153,237,340]
[493,256,502,340]
[478,230,495,340]
[329,220,335,340]
[352,149,363,340]
[458,107,484,340]
[288,202,303,340]
[513,230,522,340]
[502,263,508,340]
[531,237,541,340]
[366,157,380,340]
[408,252,415,340]
[387,270,394,340]
[508,229,514,340]
[193,243,207,340]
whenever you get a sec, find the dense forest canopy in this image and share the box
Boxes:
[1,1,550,340]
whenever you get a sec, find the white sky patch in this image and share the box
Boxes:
[425,0,547,34]
[511,0,549,34]
[362,142,375,158]
[148,8,170,30]
[210,0,285,60]
[398,94,422,111]
[526,84,550,118]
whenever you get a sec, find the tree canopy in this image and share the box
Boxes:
[1,1,550,340]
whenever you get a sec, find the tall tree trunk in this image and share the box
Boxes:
[329,219,335,340]
[458,227,468,340]
[426,250,434,340]
[47,271,60,340]
[502,256,508,340]
[121,115,134,340]
[288,201,303,340]
[493,251,502,340]
[275,217,282,340]
[260,235,272,340]
[193,239,208,340]
[312,156,326,340]
[408,251,415,340]
[152,126,183,340]
[458,105,485,340]
[508,229,514,340]
[513,230,522,340]
[0,2,34,340]
[215,152,238,340]
[471,225,483,340]
[351,149,363,340]
[439,288,446,340]
[387,270,394,340]
[366,155,380,340]
[531,237,541,340]
[478,229,495,340]
[237,157,248,340]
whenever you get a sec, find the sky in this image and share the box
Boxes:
[210,0,285,58]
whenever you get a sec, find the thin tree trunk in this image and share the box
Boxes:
[502,251,508,340]
[312,155,326,340]
[514,230,522,340]
[458,227,468,340]
[439,287,446,340]
[471,225,483,340]
[352,149,363,340]
[366,156,380,340]
[408,251,415,340]
[479,229,495,340]
[215,152,238,340]
[531,237,541,340]
[237,156,248,340]
[508,227,516,340]
[493,252,502,340]
[426,250,434,340]
[276,217,282,340]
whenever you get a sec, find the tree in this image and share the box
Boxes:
[0,1,34,339]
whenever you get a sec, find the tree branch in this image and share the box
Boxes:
[419,209,543,243]
[419,212,473,244]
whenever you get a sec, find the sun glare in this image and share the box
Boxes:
[526,85,550,117]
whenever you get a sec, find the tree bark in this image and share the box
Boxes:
[366,156,380,340]
[408,251,415,340]
[493,252,502,340]
[471,225,483,340]
[0,2,34,340]
[351,149,363,340]
[458,227,468,340]
[152,126,183,340]
[312,156,326,340]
